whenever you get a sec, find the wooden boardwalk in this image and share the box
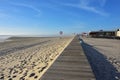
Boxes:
[40,36,96,80]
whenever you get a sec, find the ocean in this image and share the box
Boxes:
[0,35,11,42]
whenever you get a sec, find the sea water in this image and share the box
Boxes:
[0,35,11,42]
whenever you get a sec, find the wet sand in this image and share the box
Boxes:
[0,37,73,80]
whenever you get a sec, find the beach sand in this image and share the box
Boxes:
[0,37,73,80]
[81,37,120,80]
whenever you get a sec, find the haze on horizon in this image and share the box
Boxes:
[0,0,120,35]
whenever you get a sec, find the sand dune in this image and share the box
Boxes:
[0,37,73,80]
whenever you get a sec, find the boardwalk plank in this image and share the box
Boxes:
[40,36,96,80]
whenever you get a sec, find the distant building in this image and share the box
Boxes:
[81,32,88,37]
[89,29,120,38]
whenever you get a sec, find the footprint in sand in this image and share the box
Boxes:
[29,73,35,77]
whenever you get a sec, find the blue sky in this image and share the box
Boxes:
[0,0,120,35]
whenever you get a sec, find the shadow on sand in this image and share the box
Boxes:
[80,40,120,80]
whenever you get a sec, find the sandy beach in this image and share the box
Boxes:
[81,37,120,80]
[0,36,73,80]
